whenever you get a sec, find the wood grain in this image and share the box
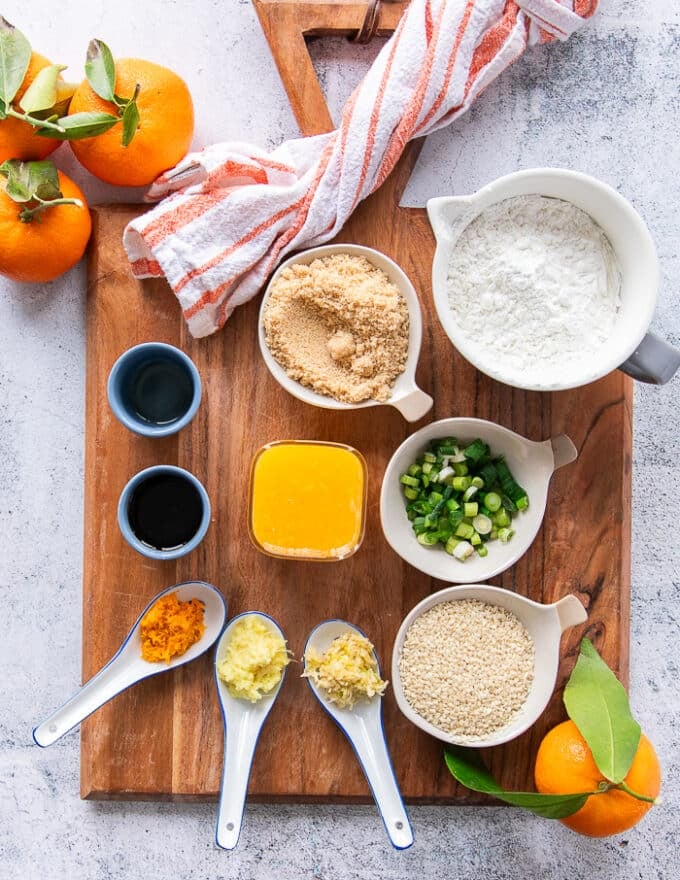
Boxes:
[81,185,631,801]
[81,0,631,800]
[252,0,409,135]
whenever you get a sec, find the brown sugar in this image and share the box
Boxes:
[262,254,409,404]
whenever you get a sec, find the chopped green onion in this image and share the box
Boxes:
[448,509,464,528]
[495,457,528,507]
[473,514,493,535]
[464,439,490,463]
[417,531,440,546]
[400,437,529,562]
[445,536,461,555]
[455,522,475,540]
[483,492,501,512]
[494,509,511,528]
[463,485,478,502]
[477,462,498,486]
[453,541,474,560]
[400,474,420,487]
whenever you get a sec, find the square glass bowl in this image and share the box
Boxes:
[248,441,367,561]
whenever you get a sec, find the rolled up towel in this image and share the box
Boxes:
[123,0,597,338]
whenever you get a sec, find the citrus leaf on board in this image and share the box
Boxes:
[444,747,591,819]
[563,638,641,784]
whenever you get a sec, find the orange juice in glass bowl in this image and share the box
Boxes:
[249,441,367,561]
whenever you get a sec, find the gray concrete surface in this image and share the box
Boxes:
[1,1,678,877]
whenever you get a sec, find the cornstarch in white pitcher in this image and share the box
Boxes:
[446,195,621,387]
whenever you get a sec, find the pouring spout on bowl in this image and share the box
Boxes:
[426,195,476,243]
[390,385,433,422]
[554,595,588,633]
[549,434,578,470]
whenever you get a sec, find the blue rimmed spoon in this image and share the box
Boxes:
[303,619,414,850]
[213,612,287,850]
[33,581,226,747]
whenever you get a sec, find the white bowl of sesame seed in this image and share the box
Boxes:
[391,584,587,747]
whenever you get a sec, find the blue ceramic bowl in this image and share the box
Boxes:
[107,342,202,438]
[118,465,211,560]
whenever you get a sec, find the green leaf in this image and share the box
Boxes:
[121,97,139,146]
[444,747,591,819]
[85,39,116,102]
[0,16,31,105]
[18,64,66,113]
[0,158,61,203]
[0,100,6,119]
[563,638,641,784]
[36,111,119,140]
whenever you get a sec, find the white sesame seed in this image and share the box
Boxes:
[398,599,535,739]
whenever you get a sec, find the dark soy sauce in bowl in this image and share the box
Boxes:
[129,359,194,425]
[128,472,203,551]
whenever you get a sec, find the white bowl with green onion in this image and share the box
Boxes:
[380,418,577,583]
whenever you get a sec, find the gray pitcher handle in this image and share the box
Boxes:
[619,331,680,385]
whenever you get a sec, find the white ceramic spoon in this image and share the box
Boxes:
[214,612,288,850]
[33,581,226,748]
[303,620,414,850]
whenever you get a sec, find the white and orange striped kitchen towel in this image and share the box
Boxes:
[123,0,597,338]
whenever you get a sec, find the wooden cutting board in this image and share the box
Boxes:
[80,0,631,801]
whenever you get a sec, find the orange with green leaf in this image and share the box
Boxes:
[66,40,194,186]
[0,18,77,162]
[0,159,91,282]
[445,638,661,837]
[0,22,194,186]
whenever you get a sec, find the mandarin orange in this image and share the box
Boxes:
[534,720,661,837]
[68,58,194,186]
[0,52,61,163]
[0,170,91,282]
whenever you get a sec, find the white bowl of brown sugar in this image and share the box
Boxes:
[391,584,587,748]
[259,244,433,422]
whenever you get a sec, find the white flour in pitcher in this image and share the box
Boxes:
[446,195,621,387]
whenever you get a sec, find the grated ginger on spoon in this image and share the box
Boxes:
[303,631,388,709]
